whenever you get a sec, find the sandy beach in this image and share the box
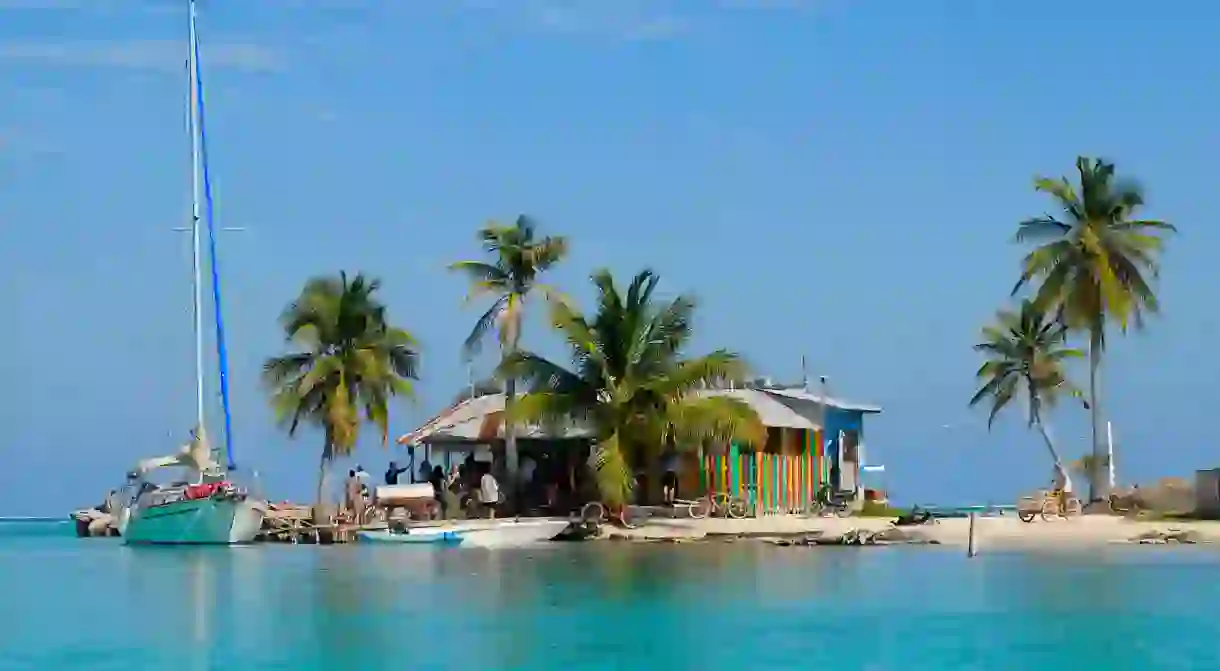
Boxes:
[603,513,1220,548]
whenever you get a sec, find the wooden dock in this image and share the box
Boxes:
[258,504,364,544]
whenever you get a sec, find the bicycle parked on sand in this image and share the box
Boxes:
[806,484,854,518]
[1017,489,1082,522]
[1107,487,1143,515]
[685,492,752,520]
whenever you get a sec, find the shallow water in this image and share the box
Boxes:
[3,521,1220,670]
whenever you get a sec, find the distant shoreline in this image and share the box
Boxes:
[0,517,65,523]
[594,514,1220,549]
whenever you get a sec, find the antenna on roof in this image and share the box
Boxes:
[467,363,475,399]
[800,356,808,390]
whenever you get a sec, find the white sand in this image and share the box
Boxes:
[602,513,1220,548]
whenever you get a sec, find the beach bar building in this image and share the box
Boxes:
[396,387,881,510]
[696,388,882,513]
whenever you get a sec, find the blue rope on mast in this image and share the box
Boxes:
[192,24,237,470]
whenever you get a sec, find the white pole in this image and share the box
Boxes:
[1106,421,1117,490]
[187,0,206,431]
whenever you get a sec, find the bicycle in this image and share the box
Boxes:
[686,492,750,520]
[1108,488,1142,515]
[1017,489,1082,522]
[807,485,854,518]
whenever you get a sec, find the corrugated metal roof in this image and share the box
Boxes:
[761,387,882,414]
[396,387,861,445]
[699,388,819,430]
[396,394,594,445]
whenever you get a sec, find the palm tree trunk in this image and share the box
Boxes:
[502,322,521,502]
[504,375,519,483]
[1033,417,1065,475]
[314,449,329,523]
[1087,332,1107,503]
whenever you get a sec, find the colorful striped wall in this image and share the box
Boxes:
[699,429,827,514]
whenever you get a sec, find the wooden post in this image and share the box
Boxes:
[967,511,977,558]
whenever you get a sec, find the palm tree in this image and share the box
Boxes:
[969,299,1085,481]
[501,268,765,508]
[449,215,567,490]
[263,272,419,514]
[1013,157,1175,502]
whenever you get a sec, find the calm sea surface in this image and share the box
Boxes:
[3,519,1220,670]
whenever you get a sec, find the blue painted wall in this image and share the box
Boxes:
[824,407,867,491]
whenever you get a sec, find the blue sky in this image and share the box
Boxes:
[2,0,1217,515]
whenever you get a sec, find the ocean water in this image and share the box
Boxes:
[3,520,1220,670]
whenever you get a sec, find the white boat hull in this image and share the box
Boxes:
[358,519,569,548]
[122,497,266,545]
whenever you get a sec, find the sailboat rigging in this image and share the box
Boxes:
[190,0,237,470]
[114,0,266,545]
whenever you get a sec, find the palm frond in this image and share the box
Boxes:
[461,295,508,358]
[666,396,766,448]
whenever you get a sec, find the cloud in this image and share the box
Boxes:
[0,39,284,72]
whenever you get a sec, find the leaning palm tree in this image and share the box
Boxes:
[969,299,1085,482]
[263,272,419,514]
[1012,157,1174,502]
[449,215,567,487]
[501,268,765,508]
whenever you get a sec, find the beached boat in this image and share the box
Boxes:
[357,519,570,548]
[117,0,265,546]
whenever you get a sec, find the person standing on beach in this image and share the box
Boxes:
[344,469,362,520]
[429,465,448,519]
[1053,464,1075,507]
[661,450,680,506]
[354,464,371,498]
[479,464,500,519]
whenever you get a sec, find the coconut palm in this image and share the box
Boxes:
[449,215,567,488]
[263,272,419,513]
[501,268,765,507]
[1012,157,1174,502]
[969,299,1085,480]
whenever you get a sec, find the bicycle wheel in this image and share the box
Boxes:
[1039,498,1058,522]
[727,497,749,519]
[711,493,733,518]
[581,501,606,524]
[1063,498,1083,518]
[834,503,853,518]
[688,496,711,519]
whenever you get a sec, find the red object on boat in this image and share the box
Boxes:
[184,481,231,500]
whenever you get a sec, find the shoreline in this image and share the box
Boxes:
[595,514,1220,549]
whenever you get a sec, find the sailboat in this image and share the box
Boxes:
[116,0,266,545]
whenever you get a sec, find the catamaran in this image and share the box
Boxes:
[116,0,266,545]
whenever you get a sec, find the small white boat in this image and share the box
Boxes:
[357,518,570,548]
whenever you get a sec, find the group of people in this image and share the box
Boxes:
[387,456,503,519]
[343,447,688,520]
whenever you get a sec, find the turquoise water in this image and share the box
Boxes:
[4,520,1220,670]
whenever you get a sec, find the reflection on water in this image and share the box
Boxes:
[4,532,1220,670]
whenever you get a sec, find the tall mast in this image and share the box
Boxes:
[187,0,206,432]
[191,0,238,469]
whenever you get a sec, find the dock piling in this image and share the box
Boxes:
[967,511,978,558]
